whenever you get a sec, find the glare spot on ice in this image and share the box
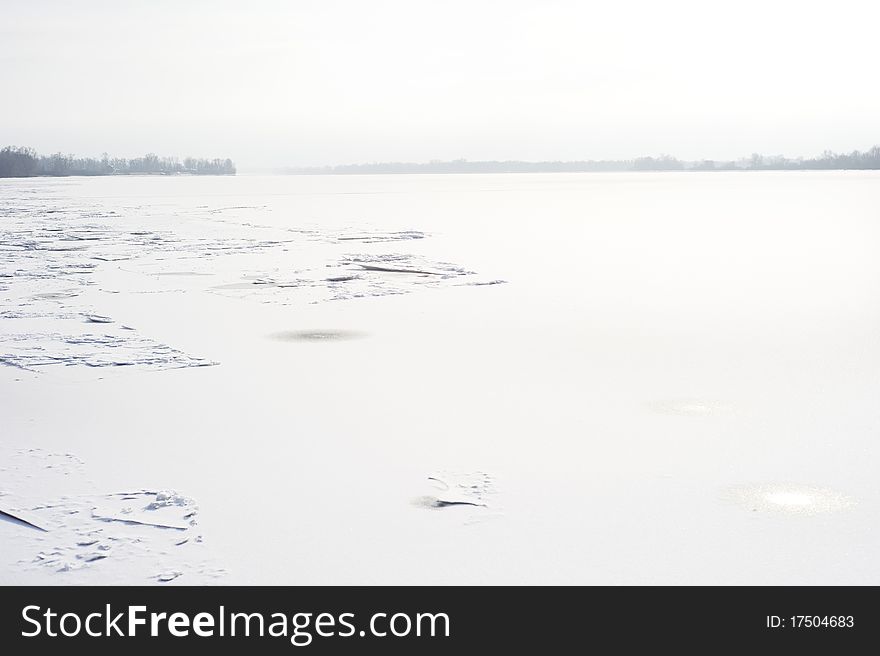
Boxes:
[649,399,731,417]
[724,484,854,516]
[765,491,813,507]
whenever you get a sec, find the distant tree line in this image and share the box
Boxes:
[284,146,880,175]
[0,146,235,177]
[738,147,880,170]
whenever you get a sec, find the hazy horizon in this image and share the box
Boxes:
[3,1,878,168]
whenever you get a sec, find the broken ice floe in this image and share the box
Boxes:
[1,187,504,369]
[210,252,497,305]
[21,489,213,580]
[0,332,215,371]
[0,446,225,583]
[336,230,426,243]
[0,197,234,372]
[414,472,496,509]
[91,490,198,530]
[341,253,470,277]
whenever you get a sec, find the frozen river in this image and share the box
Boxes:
[2,171,879,584]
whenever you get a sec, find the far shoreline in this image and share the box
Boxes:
[0,146,236,178]
[268,167,879,175]
[277,149,880,175]
[0,171,236,179]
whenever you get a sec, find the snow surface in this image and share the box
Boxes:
[2,171,879,584]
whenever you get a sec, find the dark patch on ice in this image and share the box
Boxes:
[271,330,367,342]
[412,496,486,509]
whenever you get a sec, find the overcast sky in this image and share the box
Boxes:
[2,0,878,167]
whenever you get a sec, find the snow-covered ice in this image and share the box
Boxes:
[3,172,880,584]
